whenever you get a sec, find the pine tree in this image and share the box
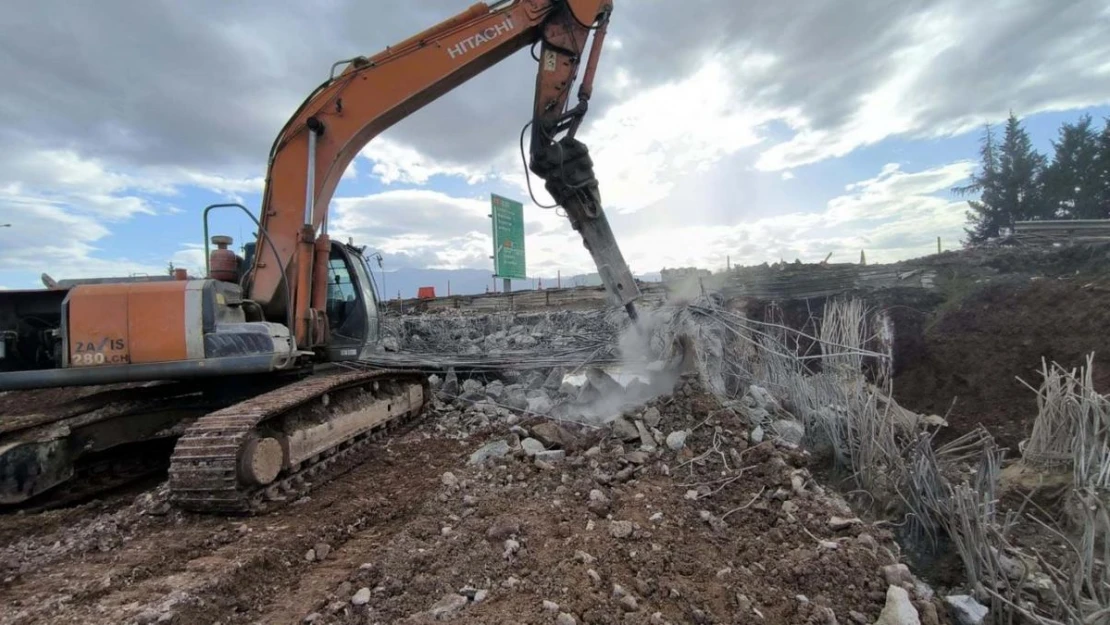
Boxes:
[1097,117,1110,217]
[956,124,1005,243]
[995,113,1048,224]
[1044,114,1101,219]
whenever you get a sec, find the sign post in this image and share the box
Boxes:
[490,194,526,296]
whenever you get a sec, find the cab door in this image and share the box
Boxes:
[323,244,380,360]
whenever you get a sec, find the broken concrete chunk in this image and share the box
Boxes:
[874,586,920,625]
[535,449,566,462]
[609,520,634,539]
[642,407,662,428]
[521,437,546,456]
[882,563,915,587]
[635,420,657,451]
[609,417,641,442]
[351,587,371,606]
[530,421,574,448]
[469,440,511,465]
[427,593,469,619]
[526,395,554,415]
[485,380,505,400]
[772,419,805,445]
[944,595,987,625]
[542,367,565,391]
[829,516,863,531]
[666,430,688,451]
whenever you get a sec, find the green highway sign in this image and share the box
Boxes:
[490,193,526,280]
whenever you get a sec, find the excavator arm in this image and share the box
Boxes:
[247,0,641,348]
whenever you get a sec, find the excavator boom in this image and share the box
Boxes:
[248,0,640,346]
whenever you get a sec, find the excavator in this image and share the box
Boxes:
[0,0,641,513]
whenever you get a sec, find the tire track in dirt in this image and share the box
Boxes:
[0,428,458,625]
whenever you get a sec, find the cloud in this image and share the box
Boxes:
[1,0,1107,285]
[614,160,976,271]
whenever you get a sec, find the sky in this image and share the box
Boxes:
[1,0,1109,293]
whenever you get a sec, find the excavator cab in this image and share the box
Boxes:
[322,242,382,362]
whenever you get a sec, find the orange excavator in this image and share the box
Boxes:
[0,0,641,512]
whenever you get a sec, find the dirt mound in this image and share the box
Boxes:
[295,376,935,625]
[894,278,1110,450]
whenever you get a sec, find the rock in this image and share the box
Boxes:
[944,595,988,625]
[382,336,400,352]
[642,407,662,428]
[313,542,332,561]
[521,437,546,456]
[542,367,565,391]
[782,500,799,515]
[527,395,554,415]
[428,374,442,390]
[609,520,634,539]
[305,548,316,562]
[619,595,639,612]
[535,449,566,462]
[441,472,459,488]
[750,425,765,444]
[684,489,699,500]
[882,564,915,587]
[303,613,322,623]
[556,613,577,625]
[352,587,372,606]
[486,517,521,540]
[485,380,505,400]
[747,385,779,410]
[829,516,863,531]
[917,601,939,625]
[586,368,624,395]
[922,414,947,428]
[587,569,601,584]
[588,490,611,516]
[819,540,840,550]
[650,512,663,522]
[462,378,483,394]
[506,391,530,411]
[772,419,805,445]
[469,440,511,465]
[650,612,665,625]
[575,550,596,563]
[543,600,560,612]
[636,420,657,451]
[610,417,640,442]
[504,539,520,558]
[428,593,469,619]
[624,450,650,464]
[874,586,920,625]
[849,611,868,624]
[576,381,601,404]
[531,422,575,448]
[666,430,688,451]
[472,589,488,604]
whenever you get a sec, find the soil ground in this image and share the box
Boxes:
[892,277,1110,451]
[0,378,940,625]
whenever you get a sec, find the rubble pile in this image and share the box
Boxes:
[386,310,625,356]
[304,374,951,625]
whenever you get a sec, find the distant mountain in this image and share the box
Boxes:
[371,267,662,300]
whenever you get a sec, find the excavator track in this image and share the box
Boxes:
[168,369,427,514]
